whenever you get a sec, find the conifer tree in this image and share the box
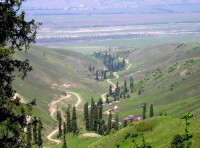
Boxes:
[90,98,95,130]
[142,103,147,120]
[109,84,112,95]
[26,123,32,148]
[66,106,71,133]
[96,70,99,80]
[93,105,98,132]
[72,106,78,135]
[63,122,66,135]
[58,111,62,137]
[107,113,112,133]
[124,79,127,94]
[84,102,89,130]
[106,94,109,104]
[37,118,43,148]
[150,104,154,118]
[62,134,67,148]
[97,98,103,106]
[114,113,119,131]
[99,105,103,120]
[123,120,127,127]
[0,1,40,146]
[33,117,38,144]
[104,71,107,79]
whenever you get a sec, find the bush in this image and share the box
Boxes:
[171,134,184,148]
[124,132,131,140]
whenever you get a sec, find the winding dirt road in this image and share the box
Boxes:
[101,59,131,102]
[47,91,82,144]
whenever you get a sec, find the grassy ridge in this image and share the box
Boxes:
[89,116,200,148]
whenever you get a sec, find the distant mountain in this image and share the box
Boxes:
[22,0,200,9]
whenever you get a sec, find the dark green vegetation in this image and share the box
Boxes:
[0,0,42,147]
[89,116,200,148]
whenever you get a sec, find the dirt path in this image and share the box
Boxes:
[48,95,71,117]
[81,133,102,138]
[66,92,82,107]
[47,91,82,144]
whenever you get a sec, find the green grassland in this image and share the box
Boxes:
[103,43,200,121]
[89,116,200,148]
[13,45,105,132]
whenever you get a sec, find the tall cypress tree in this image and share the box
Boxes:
[107,113,112,133]
[62,134,67,148]
[63,122,66,135]
[37,118,43,148]
[143,103,147,120]
[90,98,95,130]
[123,120,127,127]
[84,102,89,130]
[106,94,109,104]
[99,105,103,120]
[109,84,112,95]
[72,106,78,135]
[66,106,71,133]
[93,105,98,132]
[114,113,119,131]
[26,123,32,148]
[96,70,99,80]
[58,111,62,137]
[32,117,38,144]
[124,79,127,94]
[150,104,154,118]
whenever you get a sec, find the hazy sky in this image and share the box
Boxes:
[22,0,200,9]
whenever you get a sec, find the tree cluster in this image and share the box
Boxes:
[26,117,43,148]
[93,51,126,72]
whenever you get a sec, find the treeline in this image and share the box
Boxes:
[56,106,78,138]
[84,98,120,135]
[107,76,134,103]
[88,65,114,81]
[93,51,126,72]
[56,106,78,148]
[26,117,43,148]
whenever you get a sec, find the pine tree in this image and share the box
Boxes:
[107,113,112,133]
[142,103,147,120]
[93,105,98,132]
[33,117,38,144]
[104,71,107,79]
[62,134,67,148]
[114,113,119,131]
[58,111,62,137]
[150,104,154,118]
[63,122,66,135]
[106,94,109,104]
[37,118,43,148]
[0,1,40,147]
[90,98,95,130]
[124,79,127,94]
[26,123,32,148]
[109,84,112,95]
[123,120,127,127]
[99,105,103,120]
[96,70,99,80]
[72,106,78,135]
[84,102,89,130]
[66,106,71,133]
[97,98,103,106]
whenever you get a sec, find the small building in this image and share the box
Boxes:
[124,115,143,123]
[103,106,119,116]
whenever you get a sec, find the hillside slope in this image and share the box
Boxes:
[12,45,105,131]
[89,116,200,148]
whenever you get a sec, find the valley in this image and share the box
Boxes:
[13,42,200,147]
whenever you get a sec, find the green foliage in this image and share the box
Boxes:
[0,0,40,147]
[37,118,43,147]
[150,104,154,118]
[66,106,72,133]
[171,134,184,148]
[72,106,78,135]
